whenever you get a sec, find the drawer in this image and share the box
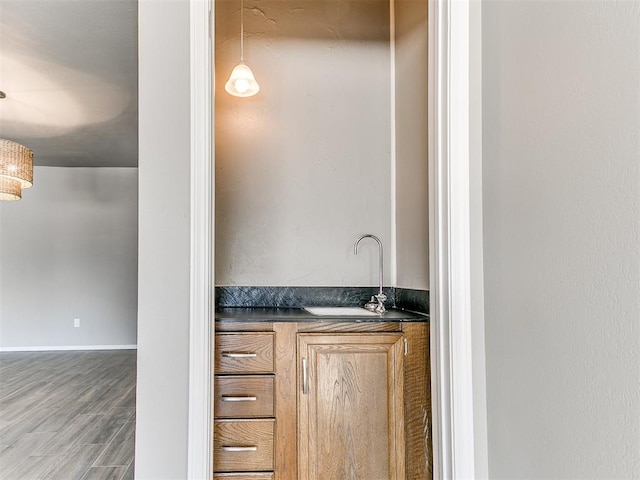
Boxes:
[214,419,275,472]
[215,333,274,374]
[215,321,274,332]
[213,474,274,480]
[215,375,274,418]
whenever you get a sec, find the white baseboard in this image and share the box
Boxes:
[0,344,138,352]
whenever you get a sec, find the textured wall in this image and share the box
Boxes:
[395,0,429,290]
[483,1,640,477]
[0,167,138,349]
[215,0,393,287]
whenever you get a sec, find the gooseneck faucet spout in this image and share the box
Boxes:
[354,234,387,313]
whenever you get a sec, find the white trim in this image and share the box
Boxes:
[428,1,453,474]
[389,0,398,287]
[429,0,485,478]
[0,345,137,352]
[181,0,486,478]
[187,0,213,479]
[469,0,489,476]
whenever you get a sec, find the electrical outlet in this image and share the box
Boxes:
[74,318,80,328]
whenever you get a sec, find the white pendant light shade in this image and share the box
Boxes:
[226,0,260,98]
[0,177,21,201]
[225,62,260,97]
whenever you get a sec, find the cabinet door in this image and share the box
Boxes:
[297,333,405,480]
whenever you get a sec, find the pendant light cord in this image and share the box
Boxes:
[240,0,244,62]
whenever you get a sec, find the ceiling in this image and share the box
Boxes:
[0,0,138,168]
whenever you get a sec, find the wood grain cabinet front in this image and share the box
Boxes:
[213,419,275,473]
[214,321,431,480]
[297,333,406,480]
[214,375,274,418]
[215,333,274,374]
[213,474,274,480]
[214,328,276,478]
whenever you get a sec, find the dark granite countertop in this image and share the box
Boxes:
[215,307,429,323]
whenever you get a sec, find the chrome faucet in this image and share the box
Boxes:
[354,234,387,314]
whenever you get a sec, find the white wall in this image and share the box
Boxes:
[0,166,137,349]
[482,1,640,477]
[136,0,191,478]
[215,0,393,287]
[395,0,429,290]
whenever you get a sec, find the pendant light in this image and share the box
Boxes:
[225,0,260,97]
[0,177,22,201]
[0,91,34,202]
[0,138,34,188]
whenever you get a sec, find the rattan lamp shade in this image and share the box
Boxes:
[0,177,21,201]
[0,138,34,188]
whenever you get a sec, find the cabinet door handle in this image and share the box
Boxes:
[302,358,308,394]
[221,395,257,402]
[221,352,258,358]
[221,446,258,452]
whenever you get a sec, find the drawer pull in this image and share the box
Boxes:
[221,446,258,452]
[221,352,258,358]
[221,395,257,402]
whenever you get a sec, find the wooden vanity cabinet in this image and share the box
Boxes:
[214,320,431,480]
[214,326,276,478]
[297,333,405,480]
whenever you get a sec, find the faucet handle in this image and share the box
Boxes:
[364,296,378,311]
[375,292,387,303]
[373,292,387,314]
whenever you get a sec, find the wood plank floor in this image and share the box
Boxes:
[0,350,136,480]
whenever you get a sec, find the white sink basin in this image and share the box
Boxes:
[303,307,380,316]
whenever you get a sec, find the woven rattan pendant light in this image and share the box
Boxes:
[0,139,34,187]
[0,177,21,201]
[0,91,34,201]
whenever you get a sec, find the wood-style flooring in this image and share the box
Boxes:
[0,350,136,480]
